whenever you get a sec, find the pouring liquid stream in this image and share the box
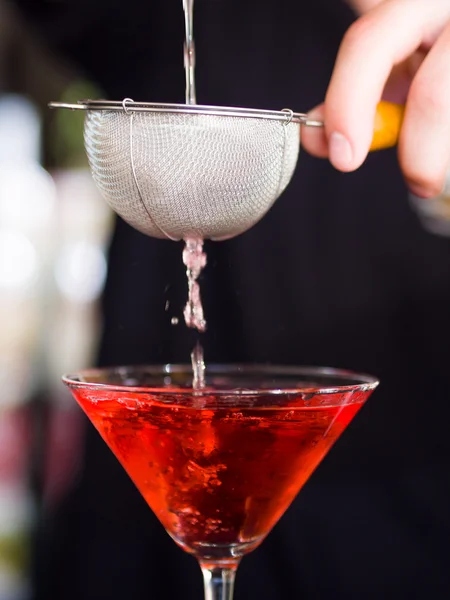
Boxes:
[181,0,207,392]
[183,0,196,105]
[191,341,206,391]
[182,238,207,391]
[182,237,206,334]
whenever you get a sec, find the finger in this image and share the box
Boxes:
[301,104,328,158]
[399,20,450,198]
[325,0,450,172]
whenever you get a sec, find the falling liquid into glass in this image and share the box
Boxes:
[191,340,206,390]
[182,237,207,333]
[181,0,207,391]
[182,0,206,336]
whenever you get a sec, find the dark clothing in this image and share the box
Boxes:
[17,0,450,597]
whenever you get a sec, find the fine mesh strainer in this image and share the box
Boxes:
[49,99,322,241]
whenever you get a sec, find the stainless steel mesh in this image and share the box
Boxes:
[84,108,300,240]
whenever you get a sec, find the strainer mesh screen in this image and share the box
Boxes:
[85,110,300,240]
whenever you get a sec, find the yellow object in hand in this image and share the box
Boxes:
[370,101,405,151]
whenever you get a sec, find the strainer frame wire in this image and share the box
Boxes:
[48,99,324,127]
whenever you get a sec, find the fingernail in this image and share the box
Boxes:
[329,132,353,170]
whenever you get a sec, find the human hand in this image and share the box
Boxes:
[301,0,450,198]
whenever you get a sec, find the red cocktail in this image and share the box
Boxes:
[63,365,378,599]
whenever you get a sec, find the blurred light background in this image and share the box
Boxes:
[0,2,112,598]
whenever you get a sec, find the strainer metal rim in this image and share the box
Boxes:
[48,99,323,127]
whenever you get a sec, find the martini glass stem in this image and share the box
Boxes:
[201,563,238,600]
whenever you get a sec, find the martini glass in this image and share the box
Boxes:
[63,364,378,599]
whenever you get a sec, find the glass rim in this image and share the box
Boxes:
[62,364,379,396]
